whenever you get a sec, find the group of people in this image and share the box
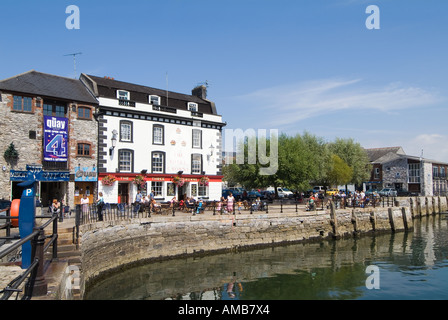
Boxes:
[304,190,373,210]
[168,196,206,214]
[215,192,236,214]
[338,190,371,208]
[59,190,252,220]
[135,190,207,215]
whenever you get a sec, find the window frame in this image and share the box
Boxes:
[118,149,134,173]
[153,124,165,145]
[192,129,202,149]
[198,184,208,197]
[12,95,33,113]
[151,151,166,174]
[77,106,92,120]
[43,100,66,117]
[191,154,203,175]
[117,90,130,101]
[120,120,133,143]
[77,143,92,157]
[149,95,161,105]
[408,163,421,183]
[188,102,198,112]
[151,181,164,198]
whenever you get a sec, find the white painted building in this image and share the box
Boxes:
[80,74,226,204]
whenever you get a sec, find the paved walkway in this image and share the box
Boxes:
[0,214,76,300]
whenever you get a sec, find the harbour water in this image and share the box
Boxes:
[85,214,448,300]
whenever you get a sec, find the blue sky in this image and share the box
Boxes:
[1,0,447,162]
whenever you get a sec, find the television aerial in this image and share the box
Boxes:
[64,52,83,77]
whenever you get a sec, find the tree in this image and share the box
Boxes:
[327,154,353,187]
[327,138,371,187]
[223,132,330,194]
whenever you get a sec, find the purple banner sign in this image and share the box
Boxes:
[43,116,69,162]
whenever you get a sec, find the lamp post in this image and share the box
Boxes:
[109,130,118,156]
[207,144,215,161]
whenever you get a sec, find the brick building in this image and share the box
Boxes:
[0,71,99,208]
[365,147,448,196]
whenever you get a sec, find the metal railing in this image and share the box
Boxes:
[0,211,59,300]
[118,99,136,107]
[0,207,12,239]
[329,195,398,210]
[74,196,401,227]
[153,105,177,114]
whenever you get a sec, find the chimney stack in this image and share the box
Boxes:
[192,85,207,99]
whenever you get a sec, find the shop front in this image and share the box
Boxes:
[98,173,222,204]
[74,166,97,206]
[10,165,70,207]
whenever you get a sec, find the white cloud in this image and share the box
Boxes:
[408,134,448,163]
[237,78,443,128]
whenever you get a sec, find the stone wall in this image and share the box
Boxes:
[80,212,332,284]
[409,196,448,217]
[0,92,97,207]
[0,93,43,200]
[78,197,447,297]
[382,157,408,190]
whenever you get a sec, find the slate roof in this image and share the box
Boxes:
[365,147,406,163]
[81,74,217,115]
[0,70,98,104]
[365,147,448,166]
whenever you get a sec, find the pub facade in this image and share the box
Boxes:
[80,74,226,204]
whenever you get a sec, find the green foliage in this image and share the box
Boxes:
[327,154,353,186]
[224,132,371,191]
[327,138,372,185]
[3,142,19,164]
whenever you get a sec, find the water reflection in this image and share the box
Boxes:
[85,214,448,300]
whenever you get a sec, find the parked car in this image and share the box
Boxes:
[397,191,419,197]
[281,188,294,198]
[229,187,244,196]
[365,190,379,197]
[378,188,397,197]
[266,187,294,198]
[261,190,275,201]
[326,189,339,196]
[222,189,243,199]
[247,189,262,199]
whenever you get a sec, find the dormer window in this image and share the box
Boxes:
[188,102,198,112]
[150,95,161,105]
[117,90,130,100]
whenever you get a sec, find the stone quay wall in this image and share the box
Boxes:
[79,196,448,296]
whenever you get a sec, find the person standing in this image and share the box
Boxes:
[81,193,89,215]
[97,192,104,221]
[227,192,235,214]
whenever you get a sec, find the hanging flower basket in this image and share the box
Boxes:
[199,176,210,186]
[133,175,146,189]
[172,176,185,187]
[102,175,116,186]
